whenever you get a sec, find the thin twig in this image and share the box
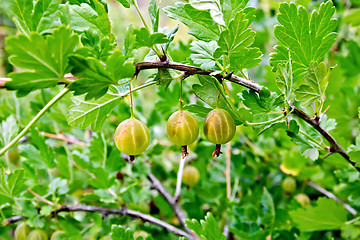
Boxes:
[27,188,54,206]
[2,205,192,239]
[147,171,194,238]
[307,181,357,216]
[174,156,186,201]
[41,132,86,146]
[226,142,231,200]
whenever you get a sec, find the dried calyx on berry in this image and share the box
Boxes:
[203,108,236,157]
[167,110,199,158]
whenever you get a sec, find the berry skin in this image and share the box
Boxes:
[203,108,236,157]
[15,222,30,240]
[282,176,296,193]
[114,117,150,162]
[294,193,310,207]
[167,110,199,157]
[182,166,200,186]
[50,231,65,240]
[26,229,47,240]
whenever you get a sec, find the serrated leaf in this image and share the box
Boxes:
[134,28,168,48]
[270,1,337,82]
[67,0,114,39]
[295,62,329,108]
[289,197,348,231]
[0,169,27,202]
[68,50,134,99]
[5,26,78,96]
[29,129,56,168]
[149,0,159,32]
[220,0,250,26]
[2,0,61,35]
[164,3,220,41]
[190,40,218,70]
[189,0,225,25]
[276,58,293,101]
[80,30,116,62]
[154,69,172,91]
[336,40,360,77]
[0,115,18,148]
[89,167,115,189]
[241,88,281,114]
[89,133,106,163]
[185,212,227,240]
[67,85,123,131]
[111,225,134,240]
[216,8,261,71]
[193,75,243,124]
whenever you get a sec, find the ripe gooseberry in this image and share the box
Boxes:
[114,117,150,162]
[50,230,65,240]
[14,222,30,240]
[182,166,200,186]
[27,229,48,240]
[203,108,236,157]
[294,193,310,207]
[167,110,199,158]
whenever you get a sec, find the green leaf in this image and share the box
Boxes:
[185,212,227,240]
[164,3,220,41]
[216,8,261,71]
[149,0,159,32]
[5,26,78,96]
[270,1,337,82]
[276,59,293,101]
[1,0,61,35]
[134,28,168,48]
[289,197,348,231]
[0,115,19,148]
[190,40,218,70]
[241,88,281,114]
[89,167,115,189]
[67,0,114,39]
[80,30,116,62]
[111,225,134,240]
[295,62,329,108]
[68,50,134,99]
[184,104,212,118]
[154,69,173,91]
[29,129,56,168]
[261,188,275,235]
[67,85,123,131]
[0,169,27,202]
[220,0,250,26]
[89,133,106,163]
[193,75,243,124]
[336,40,360,77]
[115,0,133,8]
[189,0,225,25]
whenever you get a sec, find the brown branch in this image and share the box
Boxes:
[1,61,355,171]
[41,132,86,146]
[134,61,356,172]
[147,171,195,238]
[2,204,192,239]
[307,181,357,216]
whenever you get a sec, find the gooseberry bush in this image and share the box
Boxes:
[0,0,360,239]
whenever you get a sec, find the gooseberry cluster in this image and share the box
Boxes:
[113,81,236,161]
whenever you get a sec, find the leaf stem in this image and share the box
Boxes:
[0,88,70,156]
[134,0,150,32]
[299,130,327,149]
[180,79,183,111]
[245,114,285,126]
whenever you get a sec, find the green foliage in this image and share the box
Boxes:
[186,212,227,240]
[0,0,359,239]
[289,198,348,231]
[5,26,78,96]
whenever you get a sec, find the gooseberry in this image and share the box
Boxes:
[114,117,150,162]
[294,193,310,207]
[182,166,200,186]
[26,229,47,240]
[203,108,236,157]
[281,176,296,193]
[14,222,30,240]
[167,110,199,157]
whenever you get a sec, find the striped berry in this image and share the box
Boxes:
[114,117,150,162]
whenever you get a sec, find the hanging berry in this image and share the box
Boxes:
[204,108,236,157]
[167,110,199,158]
